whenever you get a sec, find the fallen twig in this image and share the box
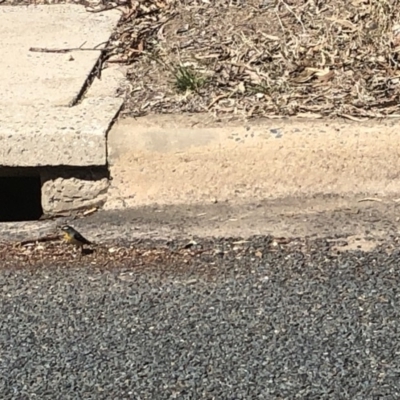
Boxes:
[29,46,109,54]
[83,207,98,217]
[358,198,383,203]
[207,90,238,110]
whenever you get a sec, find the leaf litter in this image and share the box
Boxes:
[109,0,400,119]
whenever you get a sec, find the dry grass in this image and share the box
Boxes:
[109,0,400,119]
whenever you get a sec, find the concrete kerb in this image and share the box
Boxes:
[0,5,124,216]
[105,115,400,209]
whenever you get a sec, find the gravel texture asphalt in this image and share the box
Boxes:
[1,235,400,399]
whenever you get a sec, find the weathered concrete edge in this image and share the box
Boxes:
[0,97,123,167]
[106,115,400,209]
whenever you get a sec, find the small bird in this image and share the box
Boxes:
[60,225,92,253]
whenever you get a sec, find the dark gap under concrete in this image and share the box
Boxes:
[0,176,43,222]
[0,166,110,219]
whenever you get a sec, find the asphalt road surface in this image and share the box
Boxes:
[1,236,400,399]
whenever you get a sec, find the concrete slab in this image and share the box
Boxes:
[0,97,122,166]
[0,5,124,168]
[0,5,121,106]
[85,64,127,99]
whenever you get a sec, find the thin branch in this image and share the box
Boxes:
[29,46,112,54]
